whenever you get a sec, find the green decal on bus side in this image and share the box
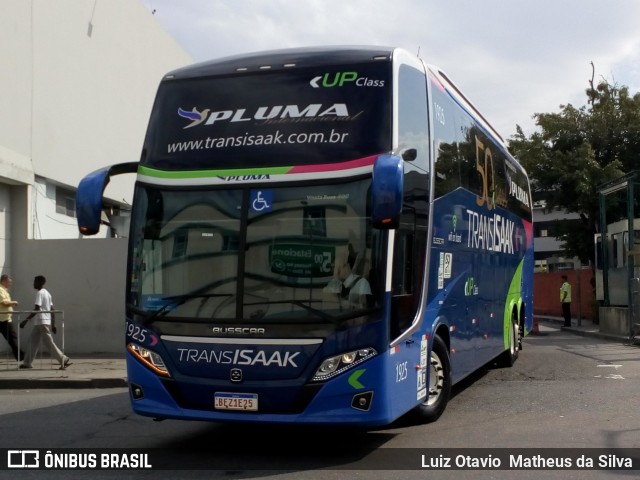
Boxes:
[503,258,524,349]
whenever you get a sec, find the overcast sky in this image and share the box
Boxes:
[141,0,640,139]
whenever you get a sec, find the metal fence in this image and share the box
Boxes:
[1,310,65,370]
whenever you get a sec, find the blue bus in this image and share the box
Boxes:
[76,46,533,426]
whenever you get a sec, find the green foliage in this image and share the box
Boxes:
[507,79,640,264]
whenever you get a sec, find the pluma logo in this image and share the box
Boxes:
[177,107,210,129]
[177,104,351,129]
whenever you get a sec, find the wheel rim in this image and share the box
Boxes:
[427,350,444,406]
[509,319,518,356]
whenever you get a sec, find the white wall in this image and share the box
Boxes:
[0,186,12,274]
[0,0,193,354]
[0,0,192,230]
[11,238,128,354]
[0,184,127,355]
[0,1,32,160]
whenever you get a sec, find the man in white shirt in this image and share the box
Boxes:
[19,275,71,369]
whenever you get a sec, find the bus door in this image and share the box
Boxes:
[387,212,429,416]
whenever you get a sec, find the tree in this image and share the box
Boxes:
[507,78,640,264]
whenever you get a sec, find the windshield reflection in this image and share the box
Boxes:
[128,180,383,322]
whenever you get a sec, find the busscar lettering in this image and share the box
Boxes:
[177,348,300,367]
[211,326,266,334]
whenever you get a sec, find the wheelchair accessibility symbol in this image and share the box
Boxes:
[250,190,272,213]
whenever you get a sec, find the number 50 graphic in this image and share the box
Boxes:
[475,136,495,210]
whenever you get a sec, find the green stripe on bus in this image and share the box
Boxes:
[138,165,292,179]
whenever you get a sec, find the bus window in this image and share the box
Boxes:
[458,123,482,200]
[431,75,461,199]
[398,65,429,173]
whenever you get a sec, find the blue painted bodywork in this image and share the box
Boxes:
[126,186,533,425]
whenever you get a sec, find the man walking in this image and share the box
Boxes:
[560,275,572,327]
[0,274,23,360]
[19,275,71,369]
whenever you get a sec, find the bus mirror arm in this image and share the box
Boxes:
[76,162,138,236]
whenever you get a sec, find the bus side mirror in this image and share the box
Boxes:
[76,162,138,235]
[401,148,417,162]
[371,154,403,230]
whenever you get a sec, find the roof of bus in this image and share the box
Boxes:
[163,46,397,79]
[159,45,528,179]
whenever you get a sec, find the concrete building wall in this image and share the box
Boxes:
[29,0,182,200]
[11,238,128,354]
[0,0,192,239]
[0,1,32,160]
[0,186,12,275]
[2,185,126,354]
[0,0,192,355]
[532,205,582,271]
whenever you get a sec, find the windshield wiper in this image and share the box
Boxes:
[243,300,332,321]
[143,293,233,325]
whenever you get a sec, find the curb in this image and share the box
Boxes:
[559,327,626,344]
[0,378,128,389]
[536,317,638,345]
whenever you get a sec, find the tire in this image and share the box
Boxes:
[412,335,451,423]
[498,313,519,368]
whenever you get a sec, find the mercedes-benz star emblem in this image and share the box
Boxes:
[230,368,243,382]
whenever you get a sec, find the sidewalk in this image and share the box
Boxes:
[0,318,636,389]
[0,353,127,389]
[535,315,638,344]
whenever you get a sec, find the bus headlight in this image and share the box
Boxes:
[127,343,171,377]
[312,348,377,382]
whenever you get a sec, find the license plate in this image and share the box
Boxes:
[214,392,258,411]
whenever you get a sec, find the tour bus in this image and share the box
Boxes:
[76,46,534,426]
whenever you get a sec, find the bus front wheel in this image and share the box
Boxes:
[412,335,451,423]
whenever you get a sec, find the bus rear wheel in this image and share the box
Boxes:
[498,313,519,368]
[412,335,451,423]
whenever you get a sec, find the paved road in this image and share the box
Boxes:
[0,323,638,479]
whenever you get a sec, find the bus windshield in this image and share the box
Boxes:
[128,178,383,322]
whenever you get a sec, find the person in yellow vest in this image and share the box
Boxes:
[560,275,572,327]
